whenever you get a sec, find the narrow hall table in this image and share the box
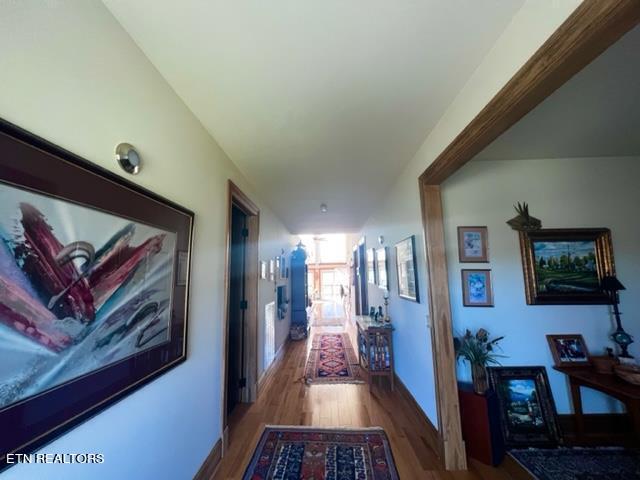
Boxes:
[554,366,640,443]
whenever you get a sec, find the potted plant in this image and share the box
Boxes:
[454,328,505,394]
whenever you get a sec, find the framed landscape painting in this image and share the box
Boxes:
[395,236,419,302]
[0,119,193,467]
[519,228,614,305]
[488,366,561,448]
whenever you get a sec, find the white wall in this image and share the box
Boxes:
[442,157,640,414]
[358,0,580,428]
[0,1,294,478]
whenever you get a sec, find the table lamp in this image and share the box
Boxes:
[601,274,633,358]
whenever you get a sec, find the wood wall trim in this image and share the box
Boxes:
[193,438,222,480]
[257,337,290,396]
[394,374,442,460]
[419,184,466,470]
[417,0,639,470]
[420,0,640,186]
[222,180,261,434]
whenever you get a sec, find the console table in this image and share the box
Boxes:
[554,366,640,443]
[356,316,394,391]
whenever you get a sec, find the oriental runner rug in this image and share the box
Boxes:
[304,333,362,384]
[242,426,400,480]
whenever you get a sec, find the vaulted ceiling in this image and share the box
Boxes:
[104,0,524,233]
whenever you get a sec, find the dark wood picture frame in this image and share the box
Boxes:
[395,236,420,303]
[0,119,194,468]
[488,366,561,448]
[461,269,494,307]
[519,228,615,305]
[457,226,489,263]
[546,334,591,367]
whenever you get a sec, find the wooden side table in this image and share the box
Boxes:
[554,366,640,444]
[356,316,394,391]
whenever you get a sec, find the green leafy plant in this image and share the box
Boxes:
[454,328,505,366]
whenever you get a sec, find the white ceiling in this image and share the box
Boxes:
[475,24,640,161]
[104,0,524,233]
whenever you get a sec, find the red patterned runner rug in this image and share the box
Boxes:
[304,333,362,384]
[242,426,400,480]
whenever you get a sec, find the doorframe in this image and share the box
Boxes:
[417,0,640,470]
[222,180,260,450]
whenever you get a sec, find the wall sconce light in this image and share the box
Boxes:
[115,143,141,175]
[320,203,328,213]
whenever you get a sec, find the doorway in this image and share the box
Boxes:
[223,180,260,446]
[227,204,247,415]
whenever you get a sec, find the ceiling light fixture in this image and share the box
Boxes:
[115,143,141,175]
[320,203,328,213]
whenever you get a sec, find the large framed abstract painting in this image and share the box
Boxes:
[0,120,193,467]
[519,228,614,305]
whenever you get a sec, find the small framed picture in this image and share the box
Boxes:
[279,255,286,278]
[260,260,267,280]
[395,236,420,302]
[458,226,489,263]
[269,259,275,282]
[462,269,493,307]
[275,256,281,279]
[546,334,591,367]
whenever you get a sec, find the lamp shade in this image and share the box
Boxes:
[601,275,626,292]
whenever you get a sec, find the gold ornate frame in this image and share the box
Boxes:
[519,228,615,305]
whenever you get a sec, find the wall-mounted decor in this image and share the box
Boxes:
[487,366,560,448]
[546,334,591,367]
[376,247,388,290]
[519,228,614,305]
[395,236,419,302]
[0,119,193,465]
[269,259,275,282]
[366,247,377,285]
[457,226,489,263]
[279,254,286,279]
[461,269,494,307]
[275,256,281,280]
[506,202,542,232]
[260,260,267,280]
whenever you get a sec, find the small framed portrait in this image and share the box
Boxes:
[260,260,267,280]
[488,366,561,448]
[458,226,489,263]
[462,269,494,307]
[546,334,591,367]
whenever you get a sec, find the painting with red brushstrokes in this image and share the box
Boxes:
[0,121,193,468]
[0,184,177,410]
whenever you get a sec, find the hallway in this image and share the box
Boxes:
[214,321,512,479]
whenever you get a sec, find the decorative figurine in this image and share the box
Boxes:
[601,274,633,358]
[506,202,542,232]
[383,289,391,323]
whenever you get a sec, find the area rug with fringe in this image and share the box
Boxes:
[304,333,362,384]
[509,447,640,480]
[242,426,399,480]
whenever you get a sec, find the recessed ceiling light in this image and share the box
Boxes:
[320,203,328,213]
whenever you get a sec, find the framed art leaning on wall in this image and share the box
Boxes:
[0,119,194,468]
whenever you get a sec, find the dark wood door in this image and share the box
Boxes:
[227,204,247,414]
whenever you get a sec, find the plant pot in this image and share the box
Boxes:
[471,363,488,395]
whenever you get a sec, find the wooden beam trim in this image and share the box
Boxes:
[193,438,222,480]
[420,0,640,185]
[420,184,466,470]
